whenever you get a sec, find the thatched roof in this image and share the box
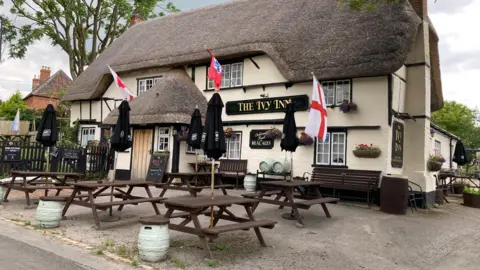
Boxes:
[427,17,443,111]
[64,0,425,102]
[103,69,207,125]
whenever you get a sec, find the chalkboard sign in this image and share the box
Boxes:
[250,130,274,149]
[146,154,169,182]
[63,148,82,160]
[391,121,404,168]
[2,146,21,162]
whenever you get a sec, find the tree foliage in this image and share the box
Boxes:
[1,0,179,78]
[0,90,35,121]
[432,101,480,148]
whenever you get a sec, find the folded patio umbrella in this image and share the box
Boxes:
[110,100,132,152]
[453,140,469,166]
[201,93,226,226]
[280,103,299,153]
[187,108,203,180]
[36,104,58,147]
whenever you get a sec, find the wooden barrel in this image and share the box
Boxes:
[380,176,408,215]
[259,158,275,173]
[272,160,291,174]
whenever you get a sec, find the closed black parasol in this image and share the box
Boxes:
[280,103,299,152]
[187,108,203,150]
[36,104,58,147]
[453,140,469,166]
[201,93,226,160]
[110,100,132,152]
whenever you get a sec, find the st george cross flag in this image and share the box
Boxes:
[10,109,20,133]
[108,65,135,100]
[305,75,328,141]
[207,54,222,90]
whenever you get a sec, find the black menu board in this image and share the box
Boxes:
[2,146,21,162]
[146,154,169,182]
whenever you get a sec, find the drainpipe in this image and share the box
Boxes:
[449,137,453,169]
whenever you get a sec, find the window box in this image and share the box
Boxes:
[339,100,358,113]
[352,149,381,158]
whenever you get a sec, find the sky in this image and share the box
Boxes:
[0,0,478,110]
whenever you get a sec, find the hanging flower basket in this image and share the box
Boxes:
[352,144,381,158]
[175,129,189,142]
[224,127,233,138]
[339,100,358,113]
[299,132,314,146]
[427,160,443,172]
[265,127,282,140]
[103,130,112,141]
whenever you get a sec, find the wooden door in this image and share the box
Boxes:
[131,129,153,180]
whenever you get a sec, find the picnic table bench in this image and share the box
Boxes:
[310,167,382,205]
[62,180,165,229]
[157,172,234,197]
[3,171,84,207]
[245,180,339,227]
[163,195,276,259]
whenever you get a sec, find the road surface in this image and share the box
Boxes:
[0,219,135,270]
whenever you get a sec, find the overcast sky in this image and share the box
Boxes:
[0,0,478,110]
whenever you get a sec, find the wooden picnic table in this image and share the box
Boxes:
[2,171,84,207]
[157,172,233,197]
[188,162,219,172]
[245,180,339,227]
[61,180,165,229]
[162,195,276,259]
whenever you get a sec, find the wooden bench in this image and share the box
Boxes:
[295,197,340,209]
[242,190,282,199]
[203,220,276,236]
[310,167,382,204]
[39,196,69,202]
[94,197,165,208]
[218,159,248,189]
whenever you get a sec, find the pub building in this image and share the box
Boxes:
[63,0,457,205]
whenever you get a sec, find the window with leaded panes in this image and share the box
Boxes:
[315,132,346,166]
[137,77,162,96]
[157,128,170,152]
[321,80,351,106]
[223,132,241,159]
[207,62,243,89]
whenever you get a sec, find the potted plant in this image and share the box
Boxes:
[452,179,468,194]
[224,127,233,138]
[175,129,188,142]
[427,153,445,172]
[299,132,314,146]
[339,100,358,113]
[352,144,381,158]
[463,187,480,208]
[265,127,282,140]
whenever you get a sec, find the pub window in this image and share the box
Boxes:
[137,77,161,96]
[223,132,242,159]
[81,127,96,147]
[157,128,170,152]
[207,62,243,89]
[315,132,346,166]
[321,80,351,106]
[434,140,441,156]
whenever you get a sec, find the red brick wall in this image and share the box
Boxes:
[24,96,59,110]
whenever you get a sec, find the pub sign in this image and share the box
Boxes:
[249,130,274,149]
[226,95,309,115]
[391,121,404,168]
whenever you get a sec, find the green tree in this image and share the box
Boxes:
[0,91,35,121]
[1,0,179,78]
[431,101,480,148]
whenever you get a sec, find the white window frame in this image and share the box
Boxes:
[81,127,96,147]
[434,140,441,156]
[315,132,346,166]
[137,77,162,96]
[223,132,242,160]
[207,62,243,89]
[157,128,170,152]
[321,80,351,106]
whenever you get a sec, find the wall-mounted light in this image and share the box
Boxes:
[430,128,435,137]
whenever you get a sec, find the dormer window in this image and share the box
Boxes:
[207,62,243,89]
[137,76,162,96]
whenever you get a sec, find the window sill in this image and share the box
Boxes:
[311,164,348,169]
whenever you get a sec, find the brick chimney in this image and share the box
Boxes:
[32,75,40,90]
[408,0,427,19]
[39,66,51,84]
[129,10,144,27]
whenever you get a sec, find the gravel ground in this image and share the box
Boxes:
[0,188,479,270]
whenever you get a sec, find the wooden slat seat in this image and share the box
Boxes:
[295,197,340,209]
[218,159,248,188]
[94,197,165,208]
[199,184,236,189]
[242,190,282,198]
[203,220,276,235]
[311,167,381,204]
[140,216,169,225]
[39,196,69,202]
[8,185,73,190]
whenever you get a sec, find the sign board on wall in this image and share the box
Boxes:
[249,130,274,149]
[2,146,21,161]
[225,95,309,115]
[391,121,404,168]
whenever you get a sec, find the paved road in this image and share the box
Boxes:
[0,219,135,270]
